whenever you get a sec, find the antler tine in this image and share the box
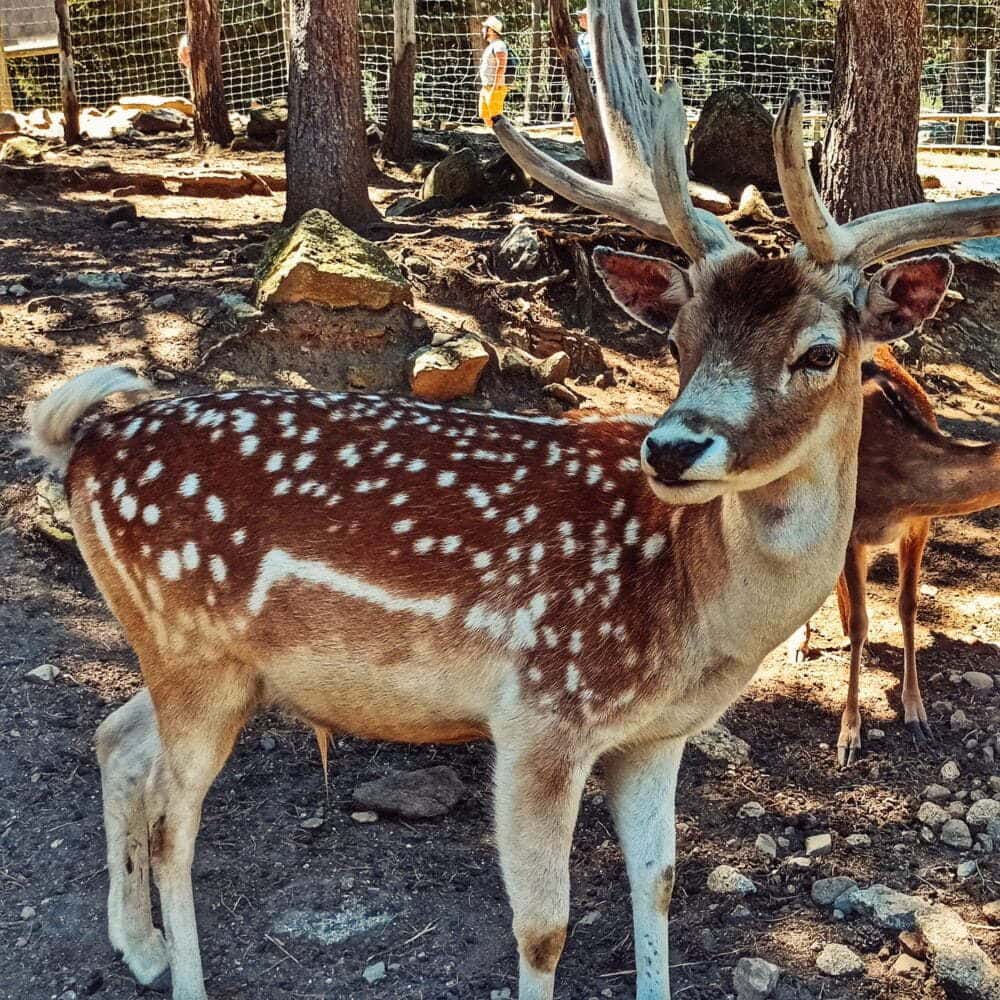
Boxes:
[652,81,739,261]
[773,91,846,265]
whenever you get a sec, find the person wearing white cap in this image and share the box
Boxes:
[478,15,509,127]
[574,9,592,72]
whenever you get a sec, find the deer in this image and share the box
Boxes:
[25,3,1000,998]
[787,343,1000,765]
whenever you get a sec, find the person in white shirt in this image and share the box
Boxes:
[478,15,509,127]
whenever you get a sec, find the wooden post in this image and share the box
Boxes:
[524,0,546,124]
[0,27,13,113]
[281,0,291,78]
[654,0,671,88]
[382,0,416,159]
[186,0,234,147]
[54,0,81,144]
[986,49,995,145]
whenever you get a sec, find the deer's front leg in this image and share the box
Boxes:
[493,735,593,1000]
[604,737,685,1000]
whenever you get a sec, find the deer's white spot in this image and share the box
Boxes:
[530,543,545,562]
[179,473,200,497]
[611,499,627,519]
[618,456,641,473]
[513,466,528,481]
[238,435,259,457]
[440,535,461,554]
[472,551,493,569]
[122,418,144,439]
[566,661,581,693]
[642,534,666,560]
[528,667,543,683]
[522,504,540,524]
[392,519,413,534]
[389,492,409,506]
[339,443,362,468]
[112,477,127,500]
[142,504,160,526]
[181,541,200,571]
[294,452,315,472]
[437,471,457,487]
[147,419,163,434]
[232,528,246,546]
[274,479,291,496]
[466,485,490,509]
[566,459,580,477]
[414,537,435,555]
[542,626,559,648]
[120,495,138,521]
[209,555,227,584]
[407,458,427,473]
[265,452,284,473]
[586,464,603,485]
[623,518,641,545]
[159,549,181,581]
[505,517,522,535]
[301,427,320,444]
[232,410,256,434]
[140,460,164,485]
[546,442,562,466]
[569,630,583,654]
[206,495,226,522]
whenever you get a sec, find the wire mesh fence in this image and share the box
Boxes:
[2,0,999,148]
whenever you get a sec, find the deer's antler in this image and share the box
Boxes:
[774,91,1000,266]
[493,0,741,261]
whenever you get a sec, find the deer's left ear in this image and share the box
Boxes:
[861,253,954,342]
[593,246,691,333]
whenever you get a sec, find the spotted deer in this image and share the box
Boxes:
[788,344,1000,765]
[26,5,1000,1000]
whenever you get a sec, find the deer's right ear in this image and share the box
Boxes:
[593,247,691,333]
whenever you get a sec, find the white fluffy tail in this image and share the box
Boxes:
[26,366,153,473]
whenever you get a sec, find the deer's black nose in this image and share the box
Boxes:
[642,436,712,481]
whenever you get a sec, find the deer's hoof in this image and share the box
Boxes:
[905,719,935,747]
[837,740,862,767]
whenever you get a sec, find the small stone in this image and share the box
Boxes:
[543,383,579,407]
[941,760,961,782]
[707,865,757,896]
[300,816,324,830]
[963,671,995,691]
[577,910,601,927]
[891,953,927,978]
[951,710,973,732]
[536,351,572,386]
[25,664,60,683]
[105,203,138,226]
[351,811,378,824]
[151,293,176,309]
[915,903,1000,999]
[845,833,871,849]
[110,220,131,233]
[495,222,541,275]
[957,860,979,879]
[755,833,778,860]
[920,825,937,844]
[966,799,1000,830]
[731,904,753,921]
[362,960,386,984]
[739,801,766,820]
[899,930,927,958]
[834,884,923,931]
[805,833,832,857]
[811,877,858,907]
[924,783,952,802]
[816,943,864,977]
[917,801,950,828]
[409,336,489,403]
[949,801,968,818]
[785,856,813,870]
[490,990,512,1000]
[689,723,750,764]
[20,906,36,920]
[354,766,465,819]
[732,956,781,999]
[0,136,43,164]
[260,735,276,751]
[940,819,973,850]
[920,582,939,596]
[867,728,885,741]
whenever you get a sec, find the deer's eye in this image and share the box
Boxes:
[796,344,839,371]
[667,338,680,362]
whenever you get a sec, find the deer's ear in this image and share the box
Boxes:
[593,247,691,333]
[861,254,953,342]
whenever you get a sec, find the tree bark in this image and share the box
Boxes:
[0,17,13,113]
[54,0,81,145]
[284,0,377,227]
[186,0,233,148]
[549,0,608,175]
[821,0,923,221]
[524,0,547,124]
[382,0,416,160]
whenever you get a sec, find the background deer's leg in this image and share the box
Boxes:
[838,542,869,766]
[96,689,168,986]
[145,673,254,1000]
[604,737,685,1000]
[899,517,933,745]
[493,734,593,1000]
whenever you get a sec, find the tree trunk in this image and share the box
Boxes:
[821,0,923,221]
[549,0,608,175]
[54,0,81,145]
[382,0,416,160]
[284,0,377,227]
[0,17,13,113]
[943,34,975,144]
[186,0,233,148]
[524,0,547,124]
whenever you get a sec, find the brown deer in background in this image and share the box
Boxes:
[788,344,1000,765]
[25,3,1000,999]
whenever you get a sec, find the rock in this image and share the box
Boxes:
[104,203,138,227]
[110,220,130,233]
[272,906,393,945]
[490,989,512,1000]
[915,903,1000,1000]
[845,833,871,849]
[351,811,378,824]
[952,710,974,732]
[941,819,973,850]
[537,351,571,386]
[690,723,750,764]
[688,87,779,197]
[409,335,489,402]
[131,108,189,134]
[983,901,1000,925]
[967,800,1000,830]
[805,833,832,857]
[35,477,75,548]
[919,802,950,829]
[28,107,51,127]
[811,877,858,907]
[419,148,482,204]
[0,136,44,164]
[76,272,128,291]
[260,735,276,751]
[867,728,885,741]
[816,943,864,977]
[247,99,288,143]
[151,293,176,309]
[20,906,36,920]
[362,961,386,984]
[495,223,541,275]
[25,664,60,683]
[386,196,426,218]
[892,953,927,978]
[119,95,195,117]
[733,957,781,999]
[755,834,778,860]
[255,209,411,311]
[942,760,962,782]
[925,784,953,802]
[900,930,928,958]
[236,243,266,265]
[957,860,979,879]
[300,816,324,830]
[353,766,465,819]
[921,174,943,190]
[739,801,766,820]
[785,856,813,870]
[707,865,757,896]
[544,383,580,407]
[0,110,20,133]
[964,671,995,691]
[950,801,969,819]
[834,884,924,931]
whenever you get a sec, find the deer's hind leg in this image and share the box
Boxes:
[837,541,870,767]
[96,688,168,986]
[899,518,933,745]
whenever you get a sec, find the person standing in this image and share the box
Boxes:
[574,9,592,72]
[478,15,509,127]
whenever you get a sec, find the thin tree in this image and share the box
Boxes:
[382,0,416,161]
[284,0,377,227]
[54,0,82,145]
[186,0,233,147]
[821,0,924,220]
[524,0,547,125]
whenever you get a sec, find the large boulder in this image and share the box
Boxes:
[688,87,779,197]
[247,99,288,143]
[0,111,20,135]
[131,108,190,134]
[0,136,44,164]
[419,147,482,204]
[255,209,412,311]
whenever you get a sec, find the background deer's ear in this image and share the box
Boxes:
[593,247,691,333]
[861,254,954,342]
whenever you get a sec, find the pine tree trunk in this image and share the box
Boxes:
[549,0,608,175]
[186,0,233,147]
[821,0,923,221]
[284,0,378,227]
[382,0,416,161]
[54,0,82,145]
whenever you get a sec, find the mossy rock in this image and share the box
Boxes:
[0,136,44,165]
[255,209,412,312]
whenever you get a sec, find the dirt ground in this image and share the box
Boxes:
[0,134,998,1000]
